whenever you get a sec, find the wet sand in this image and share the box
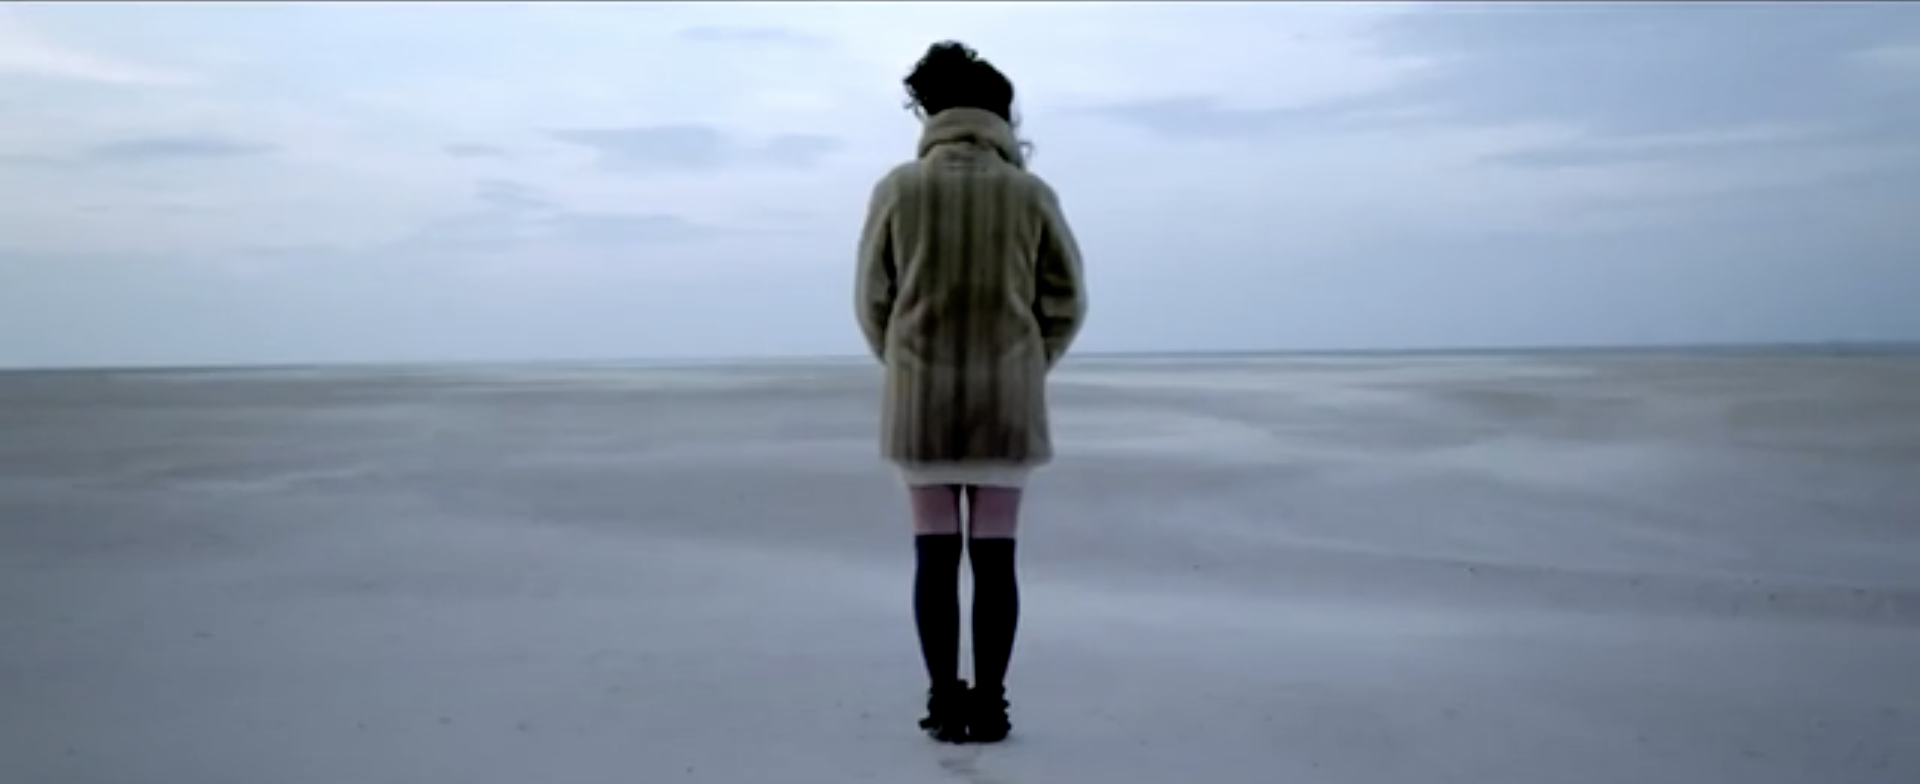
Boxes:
[2,353,1917,783]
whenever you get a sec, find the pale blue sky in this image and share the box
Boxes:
[2,1,1917,368]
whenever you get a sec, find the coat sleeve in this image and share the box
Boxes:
[855,173,898,363]
[1032,180,1088,368]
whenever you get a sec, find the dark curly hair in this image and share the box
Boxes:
[902,41,1016,123]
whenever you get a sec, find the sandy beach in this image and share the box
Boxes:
[2,352,1917,784]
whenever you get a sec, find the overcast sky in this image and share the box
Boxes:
[2,1,1917,367]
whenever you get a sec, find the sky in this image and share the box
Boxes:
[1,1,1917,368]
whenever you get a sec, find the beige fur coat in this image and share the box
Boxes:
[855,107,1088,470]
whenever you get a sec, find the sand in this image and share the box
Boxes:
[2,353,1917,783]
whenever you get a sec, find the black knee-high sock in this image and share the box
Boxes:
[969,537,1020,692]
[913,534,965,686]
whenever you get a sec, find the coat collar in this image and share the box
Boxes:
[916,108,1025,168]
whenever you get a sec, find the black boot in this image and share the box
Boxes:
[920,679,971,743]
[967,683,1011,743]
[968,537,1019,743]
[913,534,966,741]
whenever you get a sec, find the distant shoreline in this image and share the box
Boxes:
[5,341,1919,375]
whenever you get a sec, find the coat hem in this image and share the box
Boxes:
[894,461,1036,488]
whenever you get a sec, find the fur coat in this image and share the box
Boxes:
[855,107,1088,468]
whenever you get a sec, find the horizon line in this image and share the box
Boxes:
[4,338,1918,375]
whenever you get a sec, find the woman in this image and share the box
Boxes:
[855,41,1088,744]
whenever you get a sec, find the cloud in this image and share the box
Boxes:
[674,25,826,48]
[0,152,68,169]
[1082,94,1432,141]
[4,2,1919,368]
[549,125,843,173]
[75,201,202,217]
[84,135,274,163]
[474,179,550,212]
[551,126,729,171]
[392,179,715,254]
[0,134,273,170]
[1478,128,1839,171]
[1362,4,1917,142]
[541,211,714,246]
[758,133,842,162]
[0,8,192,86]
[443,142,512,159]
[1855,42,1920,76]
[1085,4,1920,160]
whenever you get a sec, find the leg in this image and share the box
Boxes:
[908,485,967,742]
[909,484,964,536]
[964,485,1023,742]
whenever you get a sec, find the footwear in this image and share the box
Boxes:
[919,679,970,743]
[966,683,1011,743]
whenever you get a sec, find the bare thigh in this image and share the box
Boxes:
[965,486,1023,540]
[908,485,963,535]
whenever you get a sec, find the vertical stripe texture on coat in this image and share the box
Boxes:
[855,107,1089,468]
